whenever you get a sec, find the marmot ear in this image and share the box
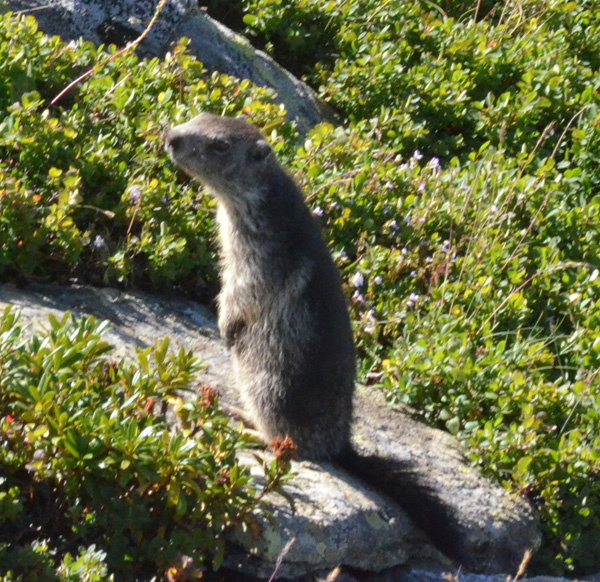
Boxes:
[249,139,272,162]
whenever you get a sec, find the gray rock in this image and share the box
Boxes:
[366,572,600,582]
[3,0,334,133]
[225,451,445,579]
[351,386,542,573]
[173,8,336,133]
[3,0,194,54]
[0,283,541,578]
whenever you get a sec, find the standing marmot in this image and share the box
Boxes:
[166,114,475,564]
[166,113,355,461]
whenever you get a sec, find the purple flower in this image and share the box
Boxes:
[128,185,142,206]
[418,181,426,191]
[314,206,324,217]
[413,150,423,161]
[426,256,433,264]
[364,310,377,333]
[410,270,418,278]
[389,219,400,232]
[490,204,499,213]
[93,235,106,249]
[374,275,383,285]
[352,290,366,304]
[441,241,451,253]
[385,181,395,191]
[407,292,420,308]
[429,157,441,170]
[460,181,471,191]
[351,272,365,288]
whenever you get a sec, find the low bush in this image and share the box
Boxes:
[242,0,600,164]
[0,14,297,296]
[0,307,290,580]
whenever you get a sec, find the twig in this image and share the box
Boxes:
[15,3,57,14]
[50,0,168,105]
[506,549,532,582]
[324,566,342,581]
[267,537,296,582]
[499,105,590,275]
[481,261,591,330]
[559,368,599,437]
[305,172,361,202]
[486,120,555,259]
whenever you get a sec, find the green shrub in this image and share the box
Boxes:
[294,122,600,575]
[0,14,297,294]
[242,0,600,164]
[241,0,340,76]
[0,307,290,580]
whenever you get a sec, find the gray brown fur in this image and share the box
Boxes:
[166,113,355,461]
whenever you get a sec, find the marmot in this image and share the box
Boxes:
[166,113,474,563]
[166,113,356,461]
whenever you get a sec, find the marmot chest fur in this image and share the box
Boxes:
[166,113,355,460]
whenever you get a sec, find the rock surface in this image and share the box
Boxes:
[3,0,334,133]
[3,0,194,54]
[226,451,444,579]
[0,283,542,580]
[174,9,336,133]
[351,387,541,573]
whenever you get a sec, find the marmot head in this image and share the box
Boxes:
[165,113,275,202]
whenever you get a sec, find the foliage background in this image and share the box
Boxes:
[0,0,599,577]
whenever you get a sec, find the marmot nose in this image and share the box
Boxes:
[166,132,184,154]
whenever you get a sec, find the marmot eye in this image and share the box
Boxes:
[209,138,231,153]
